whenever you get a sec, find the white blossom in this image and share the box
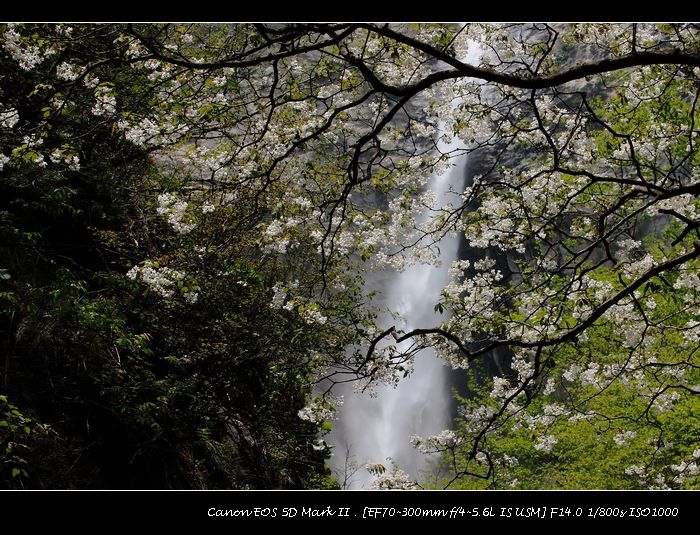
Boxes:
[270,282,287,309]
[369,468,417,490]
[300,304,328,325]
[92,86,117,116]
[410,430,463,453]
[490,376,514,400]
[3,26,44,70]
[297,395,342,424]
[625,465,646,477]
[126,261,186,299]
[534,434,557,453]
[613,430,637,446]
[0,108,20,129]
[156,193,195,234]
[121,117,160,147]
[55,62,82,82]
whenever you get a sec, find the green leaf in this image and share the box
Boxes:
[11,468,20,479]
[367,463,386,475]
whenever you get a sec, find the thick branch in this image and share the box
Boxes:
[363,24,700,91]
[126,24,358,70]
[388,244,700,365]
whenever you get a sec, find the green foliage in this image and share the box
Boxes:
[445,257,700,489]
[0,24,340,488]
[0,395,35,487]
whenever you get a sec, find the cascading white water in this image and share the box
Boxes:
[330,136,469,489]
[329,36,479,489]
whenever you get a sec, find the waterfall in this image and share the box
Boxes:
[328,36,478,490]
[330,136,469,489]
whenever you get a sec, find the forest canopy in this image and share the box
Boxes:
[0,23,698,489]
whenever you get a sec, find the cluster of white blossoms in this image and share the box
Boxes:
[684,320,700,344]
[126,260,197,302]
[262,220,290,255]
[440,260,505,342]
[533,435,558,453]
[270,280,321,318]
[269,282,290,309]
[613,430,637,447]
[625,448,700,488]
[0,107,19,172]
[297,395,342,424]
[2,25,49,71]
[457,403,496,434]
[55,61,82,82]
[410,430,463,454]
[91,85,117,116]
[368,468,417,490]
[118,117,162,147]
[268,276,329,323]
[156,193,195,234]
[49,148,81,171]
[489,375,516,401]
[299,303,328,325]
[0,108,19,129]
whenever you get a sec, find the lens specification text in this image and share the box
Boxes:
[207,505,679,519]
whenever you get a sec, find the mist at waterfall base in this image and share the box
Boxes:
[329,142,469,489]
